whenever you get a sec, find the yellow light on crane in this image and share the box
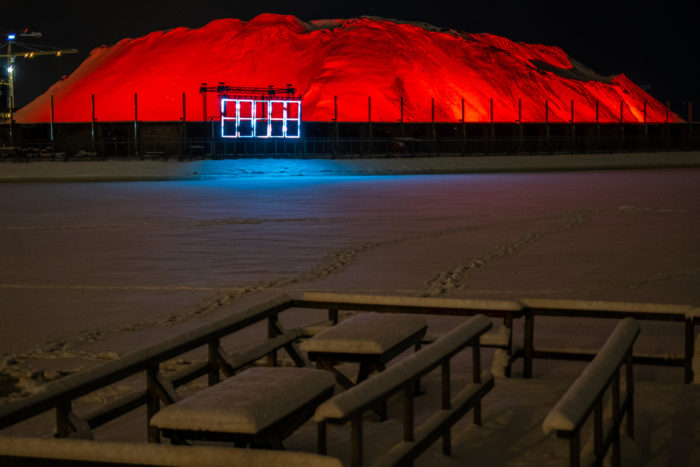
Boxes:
[56,51,62,57]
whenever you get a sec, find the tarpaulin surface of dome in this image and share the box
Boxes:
[15,14,680,123]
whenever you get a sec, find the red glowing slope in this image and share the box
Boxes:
[16,14,680,123]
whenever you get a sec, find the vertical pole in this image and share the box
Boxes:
[545,99,549,124]
[431,97,435,140]
[182,92,186,122]
[400,95,405,137]
[50,95,55,143]
[620,100,624,123]
[134,92,139,158]
[461,97,466,142]
[570,99,574,124]
[334,95,339,139]
[517,98,521,124]
[643,101,647,124]
[490,98,494,124]
[201,83,207,122]
[91,94,96,149]
[368,96,372,138]
[689,102,693,122]
[596,100,599,124]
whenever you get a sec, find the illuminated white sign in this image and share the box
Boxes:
[221,98,301,138]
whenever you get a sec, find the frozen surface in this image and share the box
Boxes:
[300,312,426,354]
[1,165,699,465]
[151,367,334,433]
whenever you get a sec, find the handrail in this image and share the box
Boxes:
[542,318,640,467]
[314,314,494,467]
[313,314,492,422]
[0,293,294,431]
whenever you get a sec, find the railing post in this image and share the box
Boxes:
[504,313,514,377]
[208,339,220,386]
[329,307,339,325]
[268,314,279,366]
[441,359,451,455]
[625,350,634,437]
[351,414,363,467]
[56,401,71,438]
[403,384,415,442]
[569,431,581,467]
[524,309,534,378]
[318,421,327,454]
[685,316,695,383]
[146,364,161,443]
[473,340,482,426]
[612,368,621,467]
[594,396,603,461]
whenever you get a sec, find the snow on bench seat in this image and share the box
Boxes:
[0,436,342,467]
[542,318,640,433]
[151,367,335,435]
[300,312,427,354]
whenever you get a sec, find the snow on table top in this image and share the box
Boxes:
[0,436,342,467]
[150,367,335,434]
[542,318,640,434]
[300,292,522,311]
[300,312,427,354]
[314,314,491,421]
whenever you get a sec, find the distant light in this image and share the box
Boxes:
[56,51,62,57]
[7,34,15,40]
[7,66,13,73]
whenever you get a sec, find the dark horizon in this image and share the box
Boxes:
[2,1,697,118]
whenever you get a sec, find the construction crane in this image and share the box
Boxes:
[1,30,78,120]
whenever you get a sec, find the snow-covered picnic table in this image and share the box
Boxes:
[149,367,335,449]
[300,312,427,418]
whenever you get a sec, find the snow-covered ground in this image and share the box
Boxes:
[1,157,699,465]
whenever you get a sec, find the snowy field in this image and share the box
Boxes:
[1,157,699,465]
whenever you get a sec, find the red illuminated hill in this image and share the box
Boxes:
[15,14,679,123]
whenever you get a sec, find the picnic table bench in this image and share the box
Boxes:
[150,367,335,449]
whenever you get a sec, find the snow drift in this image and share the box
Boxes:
[15,14,679,123]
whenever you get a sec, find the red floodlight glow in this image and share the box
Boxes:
[14,14,682,123]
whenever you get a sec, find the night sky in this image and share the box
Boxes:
[3,1,697,118]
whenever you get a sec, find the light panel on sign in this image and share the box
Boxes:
[221,98,301,138]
